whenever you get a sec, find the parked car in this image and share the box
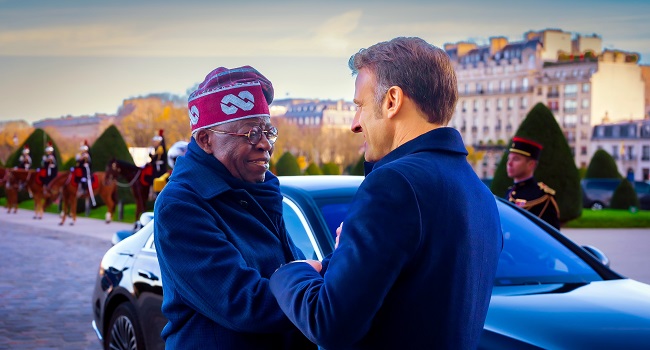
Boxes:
[92,175,650,350]
[581,178,650,210]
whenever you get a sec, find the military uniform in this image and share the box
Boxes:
[149,129,168,179]
[506,178,560,230]
[16,146,32,170]
[41,142,58,185]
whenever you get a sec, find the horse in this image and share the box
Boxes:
[3,169,47,217]
[46,170,117,226]
[105,159,152,223]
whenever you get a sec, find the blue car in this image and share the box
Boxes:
[93,175,650,349]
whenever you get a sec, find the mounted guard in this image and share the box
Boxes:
[40,141,58,189]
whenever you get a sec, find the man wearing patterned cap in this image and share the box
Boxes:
[505,136,560,229]
[153,66,314,349]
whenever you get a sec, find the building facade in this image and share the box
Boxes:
[270,98,356,129]
[591,119,650,181]
[446,28,645,178]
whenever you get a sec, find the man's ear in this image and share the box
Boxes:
[384,86,403,119]
[194,130,213,154]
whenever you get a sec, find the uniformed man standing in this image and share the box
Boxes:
[505,136,560,230]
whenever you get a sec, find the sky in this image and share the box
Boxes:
[0,0,648,124]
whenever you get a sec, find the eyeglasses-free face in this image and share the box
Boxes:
[206,125,278,145]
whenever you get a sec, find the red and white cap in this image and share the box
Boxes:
[188,66,274,135]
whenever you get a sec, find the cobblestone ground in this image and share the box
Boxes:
[0,221,112,350]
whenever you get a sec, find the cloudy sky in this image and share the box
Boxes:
[1,0,648,123]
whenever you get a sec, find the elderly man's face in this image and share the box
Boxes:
[201,117,275,183]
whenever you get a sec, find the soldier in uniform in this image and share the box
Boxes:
[505,136,560,230]
[41,141,58,186]
[75,140,92,194]
[16,145,32,170]
[149,129,168,180]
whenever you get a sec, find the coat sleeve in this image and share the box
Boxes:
[270,168,421,348]
[155,195,295,333]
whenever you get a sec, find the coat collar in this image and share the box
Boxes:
[170,138,282,200]
[367,127,468,174]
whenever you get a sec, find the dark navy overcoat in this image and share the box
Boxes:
[270,127,503,349]
[154,140,314,349]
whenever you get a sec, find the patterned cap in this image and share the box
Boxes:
[187,66,274,134]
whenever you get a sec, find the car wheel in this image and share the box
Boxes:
[590,202,604,210]
[105,303,144,350]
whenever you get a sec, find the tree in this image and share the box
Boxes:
[90,125,136,206]
[117,97,190,147]
[491,103,582,223]
[274,152,301,176]
[321,162,341,175]
[349,154,366,175]
[610,179,639,209]
[0,121,33,164]
[90,125,134,172]
[304,162,323,175]
[585,150,621,179]
[6,128,62,171]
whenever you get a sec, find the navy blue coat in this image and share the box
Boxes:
[154,140,314,349]
[270,127,503,349]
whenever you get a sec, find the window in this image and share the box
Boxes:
[643,145,650,161]
[522,77,529,89]
[507,98,514,110]
[565,84,578,96]
[582,115,590,124]
[581,146,587,155]
[582,83,590,92]
[497,99,503,110]
[282,198,322,261]
[511,80,517,92]
[582,99,589,109]
[521,97,528,109]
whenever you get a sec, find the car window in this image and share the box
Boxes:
[495,202,603,286]
[318,203,352,240]
[282,198,322,261]
[634,182,650,194]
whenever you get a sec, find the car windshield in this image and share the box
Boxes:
[495,201,603,286]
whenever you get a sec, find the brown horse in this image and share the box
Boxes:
[3,169,48,217]
[105,159,152,223]
[46,170,117,225]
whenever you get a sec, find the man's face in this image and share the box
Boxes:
[351,68,392,162]
[208,117,274,183]
[506,153,536,181]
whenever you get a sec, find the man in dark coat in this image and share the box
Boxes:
[270,37,503,349]
[154,66,315,350]
[505,136,561,229]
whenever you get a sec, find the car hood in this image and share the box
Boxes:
[484,279,650,349]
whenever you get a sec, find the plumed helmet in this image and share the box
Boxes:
[80,140,89,151]
[22,145,30,154]
[153,129,164,142]
[45,141,54,153]
[167,141,188,169]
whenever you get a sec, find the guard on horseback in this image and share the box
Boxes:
[40,141,58,186]
[153,140,188,194]
[12,145,32,192]
[75,140,92,196]
[150,129,168,180]
[15,145,32,170]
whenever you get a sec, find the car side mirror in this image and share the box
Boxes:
[582,245,610,267]
[139,212,154,227]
